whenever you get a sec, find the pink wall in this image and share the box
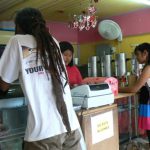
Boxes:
[78,8,150,43]
[77,25,102,43]
[46,21,78,43]
[110,8,150,37]
[47,8,150,44]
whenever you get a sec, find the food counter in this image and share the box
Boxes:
[115,93,136,99]
[115,93,138,143]
[0,84,138,150]
[76,92,138,150]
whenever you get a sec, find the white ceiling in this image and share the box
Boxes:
[0,0,149,22]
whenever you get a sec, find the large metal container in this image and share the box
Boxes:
[104,55,112,77]
[88,61,91,77]
[116,53,126,77]
[100,57,105,76]
[88,56,97,77]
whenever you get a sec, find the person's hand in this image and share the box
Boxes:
[71,84,78,89]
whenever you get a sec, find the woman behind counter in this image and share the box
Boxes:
[59,41,82,88]
[119,43,150,147]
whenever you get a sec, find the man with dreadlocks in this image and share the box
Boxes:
[0,8,82,150]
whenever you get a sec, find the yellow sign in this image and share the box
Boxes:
[91,111,114,144]
[97,120,109,132]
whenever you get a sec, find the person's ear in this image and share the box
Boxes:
[143,49,148,56]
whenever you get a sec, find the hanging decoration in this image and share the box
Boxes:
[68,0,98,31]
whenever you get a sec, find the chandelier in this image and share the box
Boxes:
[68,1,98,31]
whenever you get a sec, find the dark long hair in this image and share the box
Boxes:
[134,43,150,65]
[15,8,71,132]
[15,8,68,90]
[59,41,74,66]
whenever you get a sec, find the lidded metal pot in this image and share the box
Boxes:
[104,54,112,77]
[115,53,126,77]
[88,56,97,77]
[99,54,112,77]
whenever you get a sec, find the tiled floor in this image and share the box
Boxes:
[119,138,149,150]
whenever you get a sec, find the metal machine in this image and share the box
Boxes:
[71,83,114,109]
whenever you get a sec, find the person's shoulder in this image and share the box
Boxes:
[144,65,150,71]
[72,65,78,68]
[142,65,150,78]
[6,35,19,45]
[71,65,79,71]
[16,34,34,39]
[9,35,18,41]
[9,34,36,48]
[10,34,34,41]
[67,65,76,70]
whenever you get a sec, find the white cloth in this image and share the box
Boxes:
[0,34,80,141]
[79,127,87,150]
[147,78,150,87]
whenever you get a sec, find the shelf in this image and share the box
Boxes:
[0,127,25,143]
[118,104,138,112]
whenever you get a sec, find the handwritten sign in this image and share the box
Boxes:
[91,111,114,144]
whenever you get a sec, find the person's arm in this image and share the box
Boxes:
[119,65,150,93]
[0,79,10,91]
[0,79,10,95]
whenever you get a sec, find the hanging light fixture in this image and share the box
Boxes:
[68,0,98,31]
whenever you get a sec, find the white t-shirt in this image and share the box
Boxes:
[0,34,80,141]
[147,78,150,87]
